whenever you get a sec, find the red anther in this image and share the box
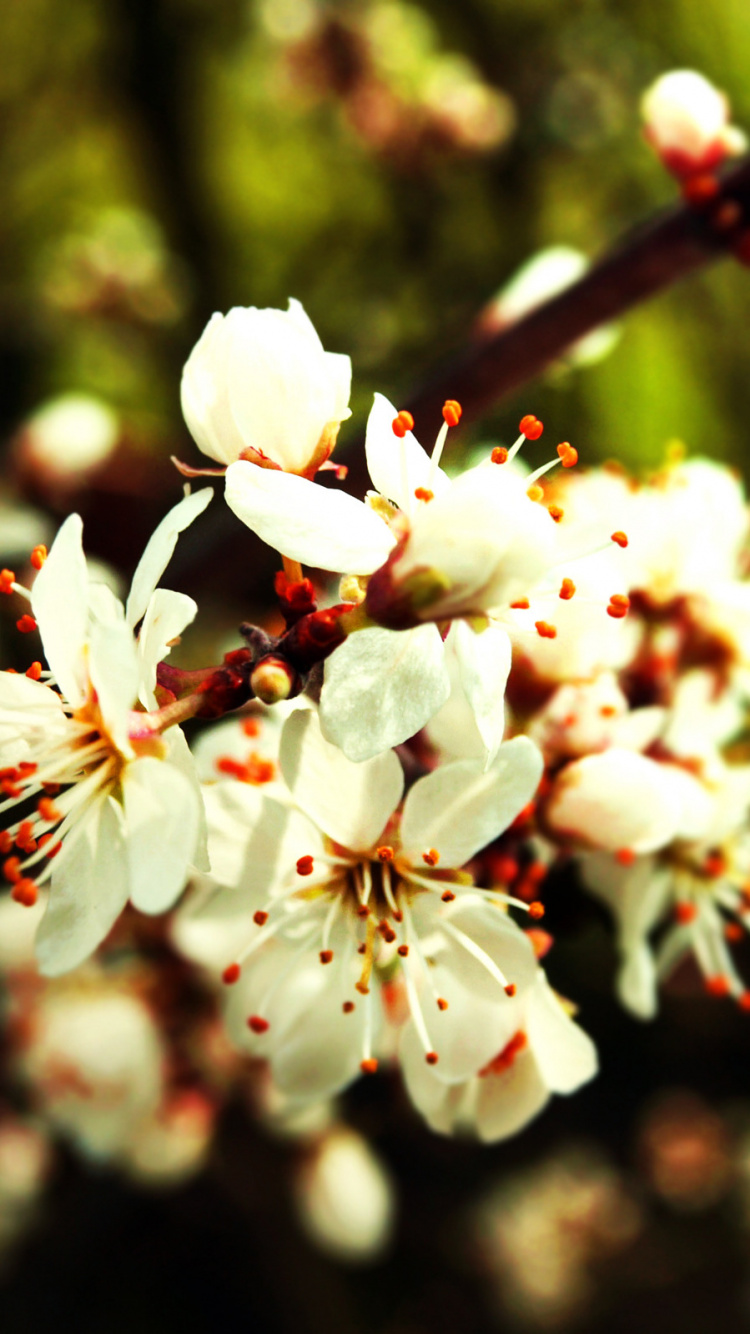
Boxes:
[296,855,314,876]
[441,889,456,903]
[725,922,744,943]
[548,504,564,523]
[510,598,530,609]
[16,615,37,634]
[504,983,517,997]
[242,716,260,737]
[525,928,554,959]
[682,172,720,206]
[611,531,629,548]
[41,838,62,859]
[414,487,434,502]
[16,821,36,853]
[600,704,617,717]
[342,1001,355,1014]
[391,410,414,438]
[357,945,367,956]
[704,851,727,878]
[425,1051,439,1065]
[0,832,12,854]
[615,848,636,866]
[557,442,578,468]
[0,767,19,781]
[422,848,440,866]
[527,484,544,503]
[25,661,43,680]
[319,949,334,964]
[247,1015,270,1033]
[442,400,462,427]
[17,762,36,777]
[222,963,241,985]
[377,846,394,862]
[0,569,16,594]
[519,414,543,440]
[392,909,403,922]
[528,901,545,920]
[30,545,48,570]
[491,447,508,465]
[357,904,370,918]
[11,879,38,907]
[360,1058,378,1074]
[3,856,22,883]
[705,975,730,997]
[559,578,576,601]
[37,797,61,823]
[674,901,697,924]
[437,997,449,1011]
[253,910,269,926]
[739,991,750,1012]
[535,621,557,639]
[397,945,409,957]
[607,594,630,620]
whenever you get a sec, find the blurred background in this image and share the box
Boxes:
[2,0,750,1330]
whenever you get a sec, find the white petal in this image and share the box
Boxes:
[203,782,324,895]
[526,974,598,1092]
[123,757,199,913]
[474,1048,549,1142]
[164,726,209,872]
[225,463,395,573]
[87,611,139,757]
[400,737,543,868]
[279,709,403,852]
[137,588,198,707]
[125,489,213,629]
[30,514,88,707]
[365,393,449,511]
[450,619,511,767]
[36,797,130,976]
[617,943,659,1020]
[546,749,686,855]
[181,313,248,464]
[319,625,450,762]
[0,673,67,748]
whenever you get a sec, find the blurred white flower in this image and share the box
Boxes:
[642,70,746,176]
[294,1126,395,1262]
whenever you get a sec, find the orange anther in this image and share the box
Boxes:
[253,910,269,926]
[557,442,578,468]
[414,487,434,502]
[611,531,629,548]
[357,904,370,918]
[548,504,564,523]
[25,662,42,681]
[247,1015,269,1033]
[674,901,697,924]
[504,983,517,997]
[615,848,636,866]
[725,922,744,943]
[528,901,545,920]
[319,949,334,964]
[441,889,456,903]
[422,848,440,866]
[397,945,409,957]
[360,1058,378,1074]
[241,717,260,737]
[519,414,543,440]
[30,545,48,570]
[11,878,38,907]
[392,410,414,438]
[296,855,314,876]
[16,615,37,634]
[40,837,62,859]
[510,598,530,609]
[342,1001,355,1013]
[704,851,727,878]
[436,997,449,1011]
[37,797,61,824]
[16,821,36,853]
[600,704,617,717]
[377,846,394,862]
[559,578,576,601]
[0,569,15,594]
[607,594,630,620]
[425,1051,439,1065]
[0,832,12,854]
[3,856,22,883]
[442,400,462,427]
[705,975,730,997]
[222,963,241,985]
[527,484,544,503]
[535,621,557,639]
[491,446,508,465]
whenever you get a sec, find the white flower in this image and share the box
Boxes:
[175,708,544,1109]
[642,70,746,176]
[293,1126,395,1262]
[0,490,211,976]
[401,971,597,1142]
[181,300,352,475]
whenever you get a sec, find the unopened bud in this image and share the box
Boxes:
[250,656,296,704]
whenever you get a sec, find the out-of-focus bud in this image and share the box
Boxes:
[15,394,120,492]
[180,300,351,476]
[641,70,747,177]
[294,1127,395,1263]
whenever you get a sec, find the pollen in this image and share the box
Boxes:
[557,442,578,468]
[491,447,508,465]
[535,621,557,639]
[377,845,394,862]
[528,901,545,920]
[16,615,37,634]
[559,578,576,600]
[425,1051,439,1065]
[222,963,241,985]
[611,530,629,548]
[519,414,543,440]
[360,1057,378,1074]
[296,855,314,876]
[253,910,269,926]
[422,848,440,866]
[607,594,630,620]
[548,504,564,523]
[442,399,462,427]
[392,410,414,438]
[414,487,434,502]
[30,545,48,570]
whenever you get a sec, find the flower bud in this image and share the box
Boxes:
[641,70,746,177]
[180,300,351,476]
[294,1128,395,1263]
[250,655,298,704]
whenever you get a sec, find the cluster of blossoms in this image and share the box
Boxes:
[3,233,750,1157]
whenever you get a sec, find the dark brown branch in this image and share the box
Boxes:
[402,156,750,429]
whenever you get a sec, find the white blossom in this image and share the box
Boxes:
[642,70,746,176]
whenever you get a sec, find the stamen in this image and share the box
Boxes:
[504,983,517,996]
[16,615,37,634]
[436,998,449,1011]
[247,1015,269,1033]
[611,530,629,547]
[377,846,394,862]
[296,855,314,876]
[397,944,409,957]
[559,578,576,600]
[705,975,730,997]
[519,414,543,440]
[674,902,697,924]
[360,1058,378,1074]
[319,950,334,964]
[0,569,15,595]
[422,849,440,866]
[510,598,530,609]
[30,545,47,570]
[556,442,578,468]
[25,662,43,681]
[343,1001,355,1014]
[535,621,557,639]
[616,848,636,866]
[491,447,508,465]
[391,410,414,439]
[527,485,544,503]
[414,487,433,502]
[11,878,38,907]
[253,910,269,925]
[442,400,462,428]
[528,901,545,920]
[548,505,564,523]
[222,963,241,984]
[607,594,630,620]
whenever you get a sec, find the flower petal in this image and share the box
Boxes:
[319,624,450,762]
[279,708,404,851]
[450,619,511,767]
[137,588,198,708]
[123,756,199,913]
[125,488,213,629]
[474,1047,549,1142]
[88,608,139,758]
[400,737,543,868]
[365,393,449,512]
[225,463,395,573]
[30,514,88,708]
[525,973,598,1093]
